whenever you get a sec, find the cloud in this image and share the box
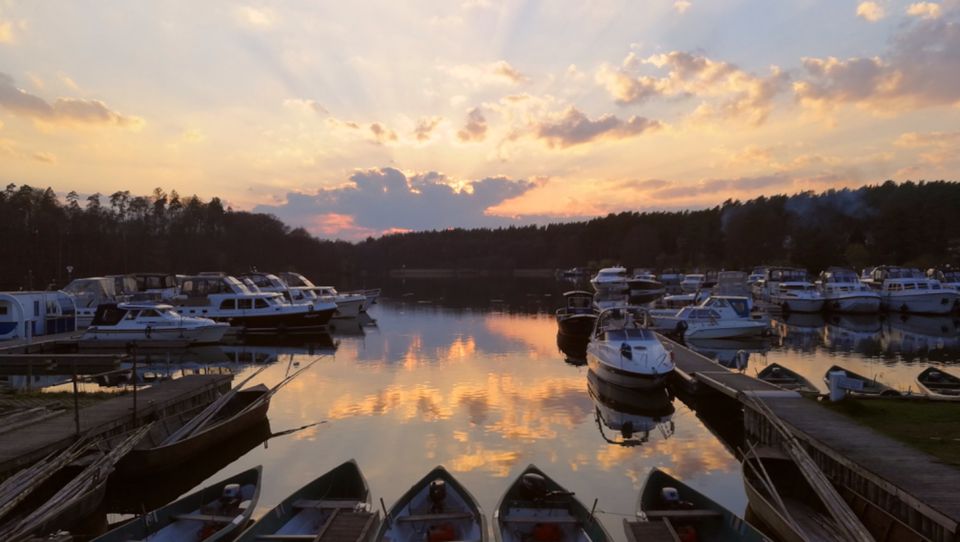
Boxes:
[533,107,660,148]
[906,2,942,19]
[618,179,670,191]
[253,167,537,239]
[895,130,960,165]
[443,60,528,87]
[794,6,960,112]
[0,72,143,128]
[649,174,792,200]
[283,98,328,115]
[369,123,397,144]
[857,1,886,22]
[0,138,56,164]
[457,107,487,142]
[0,20,14,44]
[674,0,692,14]
[596,51,789,124]
[413,116,442,141]
[235,6,276,28]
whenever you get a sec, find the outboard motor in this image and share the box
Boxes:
[519,473,549,500]
[429,479,447,513]
[660,487,680,508]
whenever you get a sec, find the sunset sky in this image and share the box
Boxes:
[1,1,958,239]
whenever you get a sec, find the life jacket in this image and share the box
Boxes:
[532,522,563,542]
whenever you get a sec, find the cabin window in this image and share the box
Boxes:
[34,300,40,314]
[238,299,253,310]
[219,299,236,310]
[0,305,7,315]
[254,298,269,309]
[140,309,160,317]
[932,284,941,290]
[124,310,140,320]
[904,283,916,290]
[918,283,928,290]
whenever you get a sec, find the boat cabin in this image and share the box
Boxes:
[562,291,594,313]
[90,302,186,327]
[278,271,316,288]
[0,291,76,341]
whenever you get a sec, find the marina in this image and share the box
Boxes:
[0,275,958,540]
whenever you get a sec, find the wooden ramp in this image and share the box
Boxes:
[0,374,231,475]
[750,396,960,541]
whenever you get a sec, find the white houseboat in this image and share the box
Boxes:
[0,291,76,341]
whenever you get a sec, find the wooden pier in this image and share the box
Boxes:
[665,337,960,542]
[0,374,231,476]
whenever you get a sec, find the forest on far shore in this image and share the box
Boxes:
[1,180,958,291]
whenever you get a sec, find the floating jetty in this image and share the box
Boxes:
[0,373,231,476]
[663,335,960,542]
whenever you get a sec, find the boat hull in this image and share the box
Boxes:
[587,355,670,390]
[80,324,229,344]
[742,473,804,542]
[556,314,597,337]
[116,391,271,475]
[376,466,485,542]
[221,308,336,333]
[881,292,960,315]
[823,294,881,314]
[333,298,364,319]
[774,296,825,313]
[682,322,768,340]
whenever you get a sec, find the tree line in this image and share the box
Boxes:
[1,180,957,291]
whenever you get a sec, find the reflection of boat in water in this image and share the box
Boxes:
[684,337,769,370]
[556,332,588,366]
[328,312,379,337]
[587,370,674,446]
[820,315,882,355]
[773,313,825,351]
[881,314,960,357]
[629,468,769,542]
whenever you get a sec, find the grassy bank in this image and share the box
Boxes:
[823,398,960,466]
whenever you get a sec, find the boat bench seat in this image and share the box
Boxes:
[501,516,580,524]
[397,512,475,522]
[645,509,723,519]
[292,499,361,509]
[172,513,237,523]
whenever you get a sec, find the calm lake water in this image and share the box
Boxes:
[73,278,960,539]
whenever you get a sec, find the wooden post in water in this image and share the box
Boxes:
[129,344,138,424]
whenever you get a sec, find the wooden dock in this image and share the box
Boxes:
[661,335,798,399]
[661,337,960,541]
[0,374,231,476]
[746,396,960,542]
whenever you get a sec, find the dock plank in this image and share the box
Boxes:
[624,519,677,542]
[0,374,232,475]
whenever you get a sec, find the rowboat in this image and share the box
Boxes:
[114,384,271,475]
[626,468,770,541]
[376,465,485,542]
[494,464,610,542]
[742,448,846,542]
[236,460,378,542]
[917,367,960,398]
[823,365,901,396]
[756,363,819,396]
[94,466,262,542]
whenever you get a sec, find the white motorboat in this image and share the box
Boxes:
[590,266,629,293]
[171,274,336,333]
[929,268,960,292]
[81,302,230,344]
[659,289,709,309]
[627,270,665,301]
[62,276,129,328]
[680,273,706,293]
[864,266,959,314]
[817,267,881,314]
[275,272,369,317]
[649,295,769,339]
[772,281,825,312]
[587,307,674,389]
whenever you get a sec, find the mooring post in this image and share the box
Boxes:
[72,361,80,436]
[131,345,138,424]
